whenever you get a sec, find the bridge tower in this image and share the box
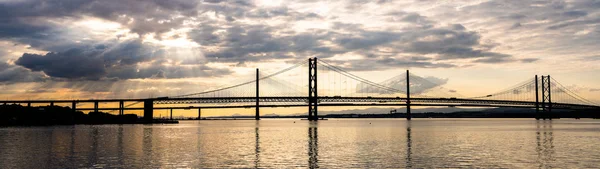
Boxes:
[308,57,318,120]
[535,75,540,119]
[256,68,260,120]
[540,75,552,119]
[119,101,124,115]
[406,70,411,120]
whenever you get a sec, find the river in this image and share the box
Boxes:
[1,119,599,168]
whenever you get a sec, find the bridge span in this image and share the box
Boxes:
[2,58,598,120]
[1,96,598,119]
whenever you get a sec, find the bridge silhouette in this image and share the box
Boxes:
[2,58,598,120]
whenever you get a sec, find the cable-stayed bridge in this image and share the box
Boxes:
[2,58,599,120]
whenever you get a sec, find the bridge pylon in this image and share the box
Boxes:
[256,68,260,120]
[535,75,540,120]
[540,75,552,119]
[308,57,318,120]
[536,75,552,120]
[406,70,411,120]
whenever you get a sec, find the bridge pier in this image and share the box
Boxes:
[170,109,173,120]
[94,101,99,113]
[72,102,76,112]
[50,102,54,107]
[198,108,202,120]
[27,102,31,108]
[143,99,154,121]
[119,101,124,115]
[406,70,411,121]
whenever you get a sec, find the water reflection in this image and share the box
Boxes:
[536,120,554,168]
[117,126,124,167]
[2,119,600,168]
[406,121,412,168]
[308,122,319,168]
[69,127,76,165]
[90,126,99,166]
[255,121,260,169]
[142,127,153,168]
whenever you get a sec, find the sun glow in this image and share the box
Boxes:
[75,18,122,32]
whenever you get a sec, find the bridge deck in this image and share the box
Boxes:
[1,96,597,110]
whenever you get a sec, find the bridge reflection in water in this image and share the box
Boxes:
[308,122,319,168]
[536,120,554,168]
[254,122,260,169]
[406,121,412,168]
[2,120,600,168]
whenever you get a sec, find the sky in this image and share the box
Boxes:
[0,0,599,116]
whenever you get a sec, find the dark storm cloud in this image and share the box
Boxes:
[0,61,47,83]
[326,23,513,62]
[190,6,504,65]
[16,49,106,79]
[101,40,166,66]
[458,0,600,32]
[335,31,401,50]
[0,0,544,83]
[189,24,340,63]
[0,0,193,32]
[14,40,232,80]
[0,18,53,39]
[189,13,515,66]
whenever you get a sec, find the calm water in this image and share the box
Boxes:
[1,119,600,168]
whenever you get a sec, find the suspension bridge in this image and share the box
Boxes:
[1,58,599,120]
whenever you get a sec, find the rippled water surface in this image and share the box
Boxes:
[1,119,600,168]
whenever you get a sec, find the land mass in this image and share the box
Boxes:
[0,104,177,126]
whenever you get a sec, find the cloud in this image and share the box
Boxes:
[1,0,529,77]
[325,56,456,71]
[189,24,339,63]
[581,55,600,61]
[0,61,47,83]
[16,49,106,79]
[520,58,539,63]
[355,72,450,95]
[562,10,588,18]
[386,11,434,26]
[189,17,517,67]
[0,0,592,88]
[0,0,201,36]
[14,40,232,80]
